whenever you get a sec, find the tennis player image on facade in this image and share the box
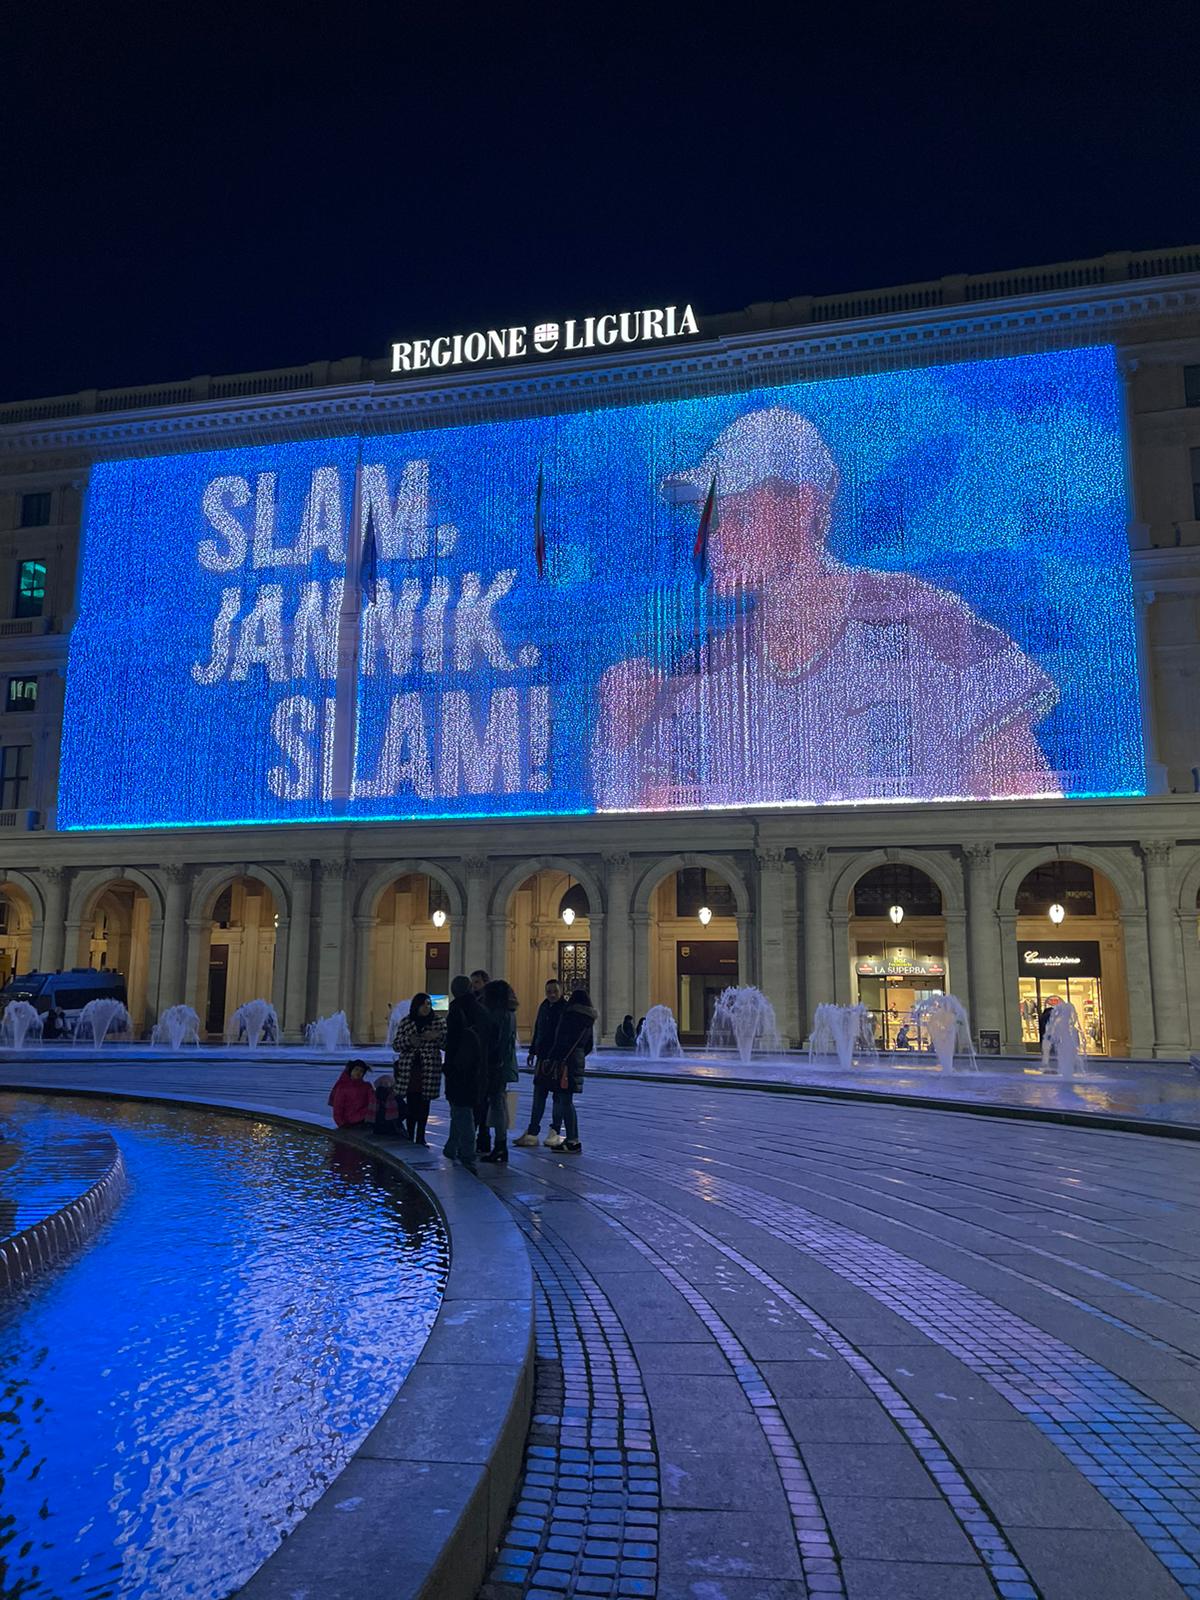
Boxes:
[595,406,1063,809]
[58,344,1144,830]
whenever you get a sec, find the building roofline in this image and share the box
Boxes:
[3,245,1200,458]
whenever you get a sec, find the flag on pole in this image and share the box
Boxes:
[359,499,379,606]
[693,473,717,583]
[534,462,547,579]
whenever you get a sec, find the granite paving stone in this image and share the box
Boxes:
[7,1056,1200,1600]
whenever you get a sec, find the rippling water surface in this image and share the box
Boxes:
[0,1094,448,1599]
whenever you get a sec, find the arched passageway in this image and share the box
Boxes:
[204,877,277,1037]
[367,872,453,1041]
[77,879,152,1034]
[647,865,740,1043]
[0,884,35,987]
[504,870,591,1039]
[1013,859,1127,1056]
[848,864,946,1050]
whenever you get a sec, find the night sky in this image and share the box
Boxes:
[4,1,1198,404]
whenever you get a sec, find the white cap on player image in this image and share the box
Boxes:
[660,406,839,503]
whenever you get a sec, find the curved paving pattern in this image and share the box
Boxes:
[1,1061,1199,1599]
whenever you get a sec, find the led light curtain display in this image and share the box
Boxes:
[58,345,1144,830]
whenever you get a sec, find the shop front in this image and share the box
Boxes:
[676,939,739,1043]
[855,951,946,1049]
[1018,940,1106,1054]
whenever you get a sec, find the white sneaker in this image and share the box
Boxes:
[544,1131,565,1148]
[514,1132,538,1148]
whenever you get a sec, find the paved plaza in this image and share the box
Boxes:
[3,1060,1200,1600]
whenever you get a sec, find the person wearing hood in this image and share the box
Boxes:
[546,990,596,1154]
[442,975,490,1173]
[392,991,447,1147]
[479,979,519,1165]
[614,1014,637,1049]
[328,1060,375,1129]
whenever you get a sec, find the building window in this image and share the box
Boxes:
[19,492,51,528]
[1186,366,1200,408]
[0,745,31,810]
[13,560,45,619]
[5,678,37,712]
[676,868,737,918]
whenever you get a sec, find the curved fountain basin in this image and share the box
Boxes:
[0,1093,448,1600]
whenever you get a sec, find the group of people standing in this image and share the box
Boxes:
[327,971,597,1177]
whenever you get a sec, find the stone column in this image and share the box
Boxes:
[735,912,753,987]
[1141,841,1186,1055]
[632,911,651,1022]
[352,915,378,1042]
[184,916,209,1022]
[271,915,289,1024]
[831,912,852,1004]
[463,855,490,974]
[587,910,605,1035]
[315,859,352,1018]
[38,866,69,972]
[756,847,799,1043]
[602,852,633,1042]
[799,847,831,1038]
[157,865,190,1012]
[283,860,313,1040]
[487,913,508,979]
[996,911,1022,1051]
[944,911,969,1018]
[962,844,1001,1039]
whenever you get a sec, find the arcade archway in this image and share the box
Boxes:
[504,870,592,1040]
[78,879,153,1035]
[848,863,947,1050]
[0,883,35,987]
[366,872,455,1043]
[204,876,278,1037]
[645,864,741,1044]
[1013,859,1127,1056]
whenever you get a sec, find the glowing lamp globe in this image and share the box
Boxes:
[1048,902,1066,925]
[888,905,904,925]
[561,906,576,927]
[431,908,447,929]
[698,906,713,926]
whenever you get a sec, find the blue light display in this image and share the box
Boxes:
[58,345,1144,830]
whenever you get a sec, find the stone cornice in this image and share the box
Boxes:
[5,273,1200,461]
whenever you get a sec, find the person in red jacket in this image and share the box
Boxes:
[328,1060,376,1129]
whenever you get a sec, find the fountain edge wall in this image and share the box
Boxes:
[0,1137,128,1294]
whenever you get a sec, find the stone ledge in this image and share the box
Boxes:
[0,1083,535,1600]
[0,1131,127,1292]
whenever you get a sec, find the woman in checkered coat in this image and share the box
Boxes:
[392,992,447,1146]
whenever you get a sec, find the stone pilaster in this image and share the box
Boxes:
[283,860,313,1039]
[962,843,1001,1038]
[799,847,831,1035]
[1140,841,1185,1055]
[38,866,69,972]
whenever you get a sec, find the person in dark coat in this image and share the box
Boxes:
[328,1061,375,1129]
[547,990,597,1154]
[393,991,447,1146]
[515,980,565,1148]
[614,1014,637,1049]
[469,969,492,1151]
[442,976,489,1173]
[479,979,519,1164]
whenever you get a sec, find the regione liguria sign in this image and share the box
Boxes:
[390,303,701,374]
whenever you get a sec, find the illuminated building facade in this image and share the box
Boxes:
[2,245,1200,1053]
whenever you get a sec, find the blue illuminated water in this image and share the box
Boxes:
[0,1095,448,1599]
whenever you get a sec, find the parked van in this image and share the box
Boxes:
[0,969,128,1029]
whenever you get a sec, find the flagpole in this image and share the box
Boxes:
[330,436,365,804]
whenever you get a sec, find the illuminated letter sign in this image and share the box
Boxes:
[390,304,700,374]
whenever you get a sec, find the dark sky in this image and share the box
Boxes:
[4,1,1199,403]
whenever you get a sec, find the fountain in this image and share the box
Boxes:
[706,986,782,1063]
[636,1005,683,1061]
[809,1003,878,1071]
[305,1011,352,1050]
[74,998,132,1047]
[386,1001,408,1050]
[151,1004,202,1048]
[225,999,279,1048]
[1042,1001,1087,1078]
[912,994,975,1072]
[0,1001,43,1049]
